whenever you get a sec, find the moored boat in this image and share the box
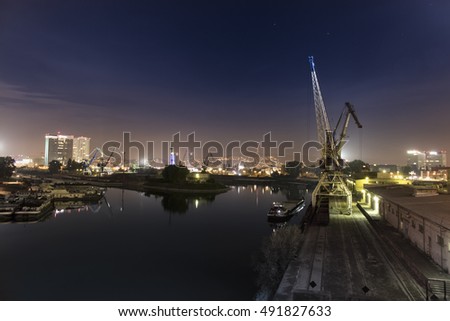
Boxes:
[0,206,16,216]
[267,199,305,222]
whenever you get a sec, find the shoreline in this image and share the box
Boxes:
[15,171,318,195]
[118,181,230,194]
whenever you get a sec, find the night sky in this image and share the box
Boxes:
[1,0,450,164]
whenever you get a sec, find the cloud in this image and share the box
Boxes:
[0,81,106,114]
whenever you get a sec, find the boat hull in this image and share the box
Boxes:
[267,213,295,222]
[266,199,305,222]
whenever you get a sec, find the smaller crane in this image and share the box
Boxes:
[332,102,363,169]
[82,148,102,175]
[98,151,114,174]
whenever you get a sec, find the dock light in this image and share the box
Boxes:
[373,195,380,212]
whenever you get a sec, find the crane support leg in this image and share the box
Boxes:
[312,171,352,216]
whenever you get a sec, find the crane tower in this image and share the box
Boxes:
[308,56,362,220]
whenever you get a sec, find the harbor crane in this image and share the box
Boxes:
[98,151,114,174]
[308,56,362,219]
[82,148,102,175]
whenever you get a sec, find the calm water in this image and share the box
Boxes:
[0,185,308,300]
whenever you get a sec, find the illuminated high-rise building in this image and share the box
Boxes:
[73,136,91,162]
[425,150,446,169]
[406,149,447,172]
[406,150,426,173]
[44,134,74,166]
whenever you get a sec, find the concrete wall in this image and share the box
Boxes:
[378,198,449,273]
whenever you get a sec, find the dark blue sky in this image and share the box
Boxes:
[1,0,450,164]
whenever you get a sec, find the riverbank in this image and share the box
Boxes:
[15,169,317,196]
[51,173,230,195]
[211,175,317,189]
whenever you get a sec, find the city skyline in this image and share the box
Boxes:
[35,131,449,168]
[1,1,450,164]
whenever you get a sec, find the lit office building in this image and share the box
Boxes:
[425,150,447,169]
[44,134,74,166]
[407,149,447,174]
[406,150,426,173]
[73,136,91,162]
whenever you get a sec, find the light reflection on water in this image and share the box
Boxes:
[0,184,308,300]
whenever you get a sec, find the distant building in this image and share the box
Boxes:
[370,164,398,173]
[44,134,74,166]
[187,172,210,183]
[407,150,426,173]
[406,150,447,173]
[14,156,34,168]
[425,150,447,169]
[73,136,91,162]
[169,146,175,165]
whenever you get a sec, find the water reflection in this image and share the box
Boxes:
[2,183,307,226]
[49,184,307,220]
[145,192,217,214]
[0,185,311,300]
[268,221,288,232]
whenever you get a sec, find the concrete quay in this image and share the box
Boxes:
[274,204,450,300]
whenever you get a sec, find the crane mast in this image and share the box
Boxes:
[308,57,362,220]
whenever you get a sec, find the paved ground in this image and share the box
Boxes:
[274,204,449,300]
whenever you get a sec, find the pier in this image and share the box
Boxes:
[0,181,104,224]
[274,203,450,300]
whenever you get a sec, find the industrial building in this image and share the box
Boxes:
[362,185,450,274]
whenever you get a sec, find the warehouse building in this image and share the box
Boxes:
[362,185,450,274]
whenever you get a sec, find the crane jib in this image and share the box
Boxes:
[308,56,316,72]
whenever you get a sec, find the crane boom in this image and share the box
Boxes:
[88,148,100,166]
[309,56,331,150]
[105,152,114,163]
[335,102,362,157]
[82,147,104,175]
[98,151,115,174]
